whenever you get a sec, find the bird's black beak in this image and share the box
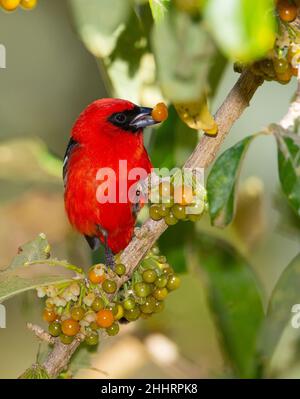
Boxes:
[129,107,158,130]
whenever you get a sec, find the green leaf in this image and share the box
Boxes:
[19,364,50,379]
[0,264,77,303]
[68,0,131,58]
[151,10,216,102]
[196,234,264,378]
[204,0,276,62]
[277,134,300,218]
[257,253,300,373]
[8,234,51,270]
[207,135,256,227]
[149,0,171,23]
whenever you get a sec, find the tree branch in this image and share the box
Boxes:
[31,69,263,379]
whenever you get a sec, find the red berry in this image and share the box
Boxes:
[277,0,298,22]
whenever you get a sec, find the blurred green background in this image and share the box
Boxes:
[0,0,300,379]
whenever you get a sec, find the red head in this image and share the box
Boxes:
[71,98,158,145]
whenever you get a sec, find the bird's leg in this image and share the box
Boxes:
[104,239,115,270]
[96,225,115,270]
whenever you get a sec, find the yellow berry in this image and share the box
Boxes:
[1,0,20,11]
[20,0,37,9]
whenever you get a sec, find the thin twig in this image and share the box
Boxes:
[27,323,55,345]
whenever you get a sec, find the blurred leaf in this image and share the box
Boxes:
[68,0,131,58]
[69,345,98,376]
[150,105,197,169]
[257,253,300,372]
[204,0,276,62]
[159,222,196,273]
[207,135,256,227]
[197,234,264,378]
[0,264,76,303]
[8,234,50,271]
[174,94,218,134]
[208,50,227,97]
[152,10,216,102]
[276,132,300,218]
[149,0,171,23]
[19,364,49,379]
[109,8,152,77]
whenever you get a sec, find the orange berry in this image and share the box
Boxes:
[96,309,114,328]
[20,0,37,9]
[61,318,80,337]
[151,103,168,122]
[173,185,194,205]
[88,267,106,284]
[277,0,298,22]
[42,308,56,323]
[0,0,20,11]
[292,66,299,76]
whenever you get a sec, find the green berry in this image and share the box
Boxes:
[140,296,156,314]
[102,279,117,294]
[85,332,99,346]
[123,297,136,310]
[142,269,157,283]
[149,205,163,221]
[158,256,167,264]
[60,334,74,345]
[106,322,120,336]
[153,287,168,301]
[48,321,61,337]
[92,297,105,312]
[115,263,126,276]
[90,321,99,331]
[162,265,173,275]
[107,304,119,316]
[164,212,178,226]
[134,282,151,298]
[167,275,181,291]
[273,57,289,74]
[171,204,186,220]
[155,275,168,288]
[71,307,85,321]
[124,307,141,321]
[158,204,170,217]
[151,246,160,255]
[259,59,275,78]
[154,301,165,313]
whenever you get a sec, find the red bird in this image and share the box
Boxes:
[63,98,159,268]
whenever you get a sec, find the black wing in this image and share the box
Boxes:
[84,235,101,251]
[63,137,79,187]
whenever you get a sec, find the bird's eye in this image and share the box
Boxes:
[114,113,127,124]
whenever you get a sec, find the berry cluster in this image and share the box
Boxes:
[149,181,208,225]
[38,248,180,346]
[235,0,300,84]
[0,0,37,11]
